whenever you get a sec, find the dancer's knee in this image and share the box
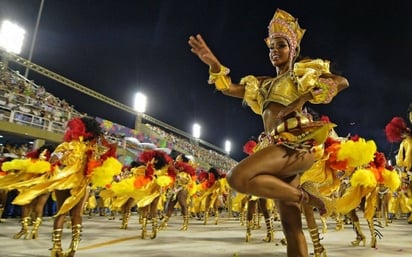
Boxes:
[226,168,248,194]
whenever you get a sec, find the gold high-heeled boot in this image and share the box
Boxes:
[50,228,64,257]
[181,215,189,231]
[13,217,30,239]
[141,217,147,239]
[335,215,344,231]
[239,210,245,226]
[120,212,130,229]
[214,211,219,225]
[367,220,377,248]
[0,207,4,223]
[203,210,209,225]
[65,216,72,229]
[262,217,274,243]
[245,220,253,242]
[159,215,169,230]
[309,228,327,257]
[150,217,158,239]
[351,221,366,246]
[65,224,82,257]
[30,217,42,239]
[320,216,328,234]
[253,213,261,229]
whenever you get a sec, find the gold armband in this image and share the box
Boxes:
[208,65,231,91]
[310,77,338,104]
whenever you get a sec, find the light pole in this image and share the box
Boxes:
[0,20,26,68]
[133,92,147,131]
[25,0,45,78]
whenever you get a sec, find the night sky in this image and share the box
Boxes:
[1,0,411,161]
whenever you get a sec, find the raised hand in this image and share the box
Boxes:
[188,34,221,72]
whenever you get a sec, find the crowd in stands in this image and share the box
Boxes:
[0,62,238,172]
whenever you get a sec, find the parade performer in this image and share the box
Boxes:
[110,149,173,239]
[331,136,401,248]
[160,154,196,231]
[189,8,348,257]
[48,117,120,257]
[1,144,55,239]
[385,103,412,223]
[195,167,227,225]
[1,117,121,257]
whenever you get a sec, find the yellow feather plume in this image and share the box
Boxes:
[1,159,30,171]
[382,169,401,192]
[26,160,51,174]
[111,177,136,195]
[337,138,376,168]
[350,168,377,188]
[156,175,172,187]
[90,157,122,187]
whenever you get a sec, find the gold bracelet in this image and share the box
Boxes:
[208,65,231,91]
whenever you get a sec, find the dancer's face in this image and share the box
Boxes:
[267,37,290,68]
[409,110,412,124]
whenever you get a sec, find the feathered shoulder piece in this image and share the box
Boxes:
[385,117,411,143]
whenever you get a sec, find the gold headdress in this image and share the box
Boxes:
[266,9,306,60]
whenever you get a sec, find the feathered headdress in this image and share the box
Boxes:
[64,118,92,142]
[266,9,306,61]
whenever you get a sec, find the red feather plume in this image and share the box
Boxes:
[243,140,257,155]
[385,117,410,143]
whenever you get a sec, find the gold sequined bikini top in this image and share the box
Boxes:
[242,59,331,115]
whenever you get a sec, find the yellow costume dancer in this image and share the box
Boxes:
[3,117,122,257]
[385,111,412,223]
[0,144,55,240]
[160,155,196,231]
[334,137,401,248]
[195,167,227,225]
[124,150,173,239]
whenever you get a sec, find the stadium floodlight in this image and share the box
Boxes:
[225,140,231,154]
[0,20,25,54]
[134,92,147,113]
[133,92,147,131]
[192,123,201,139]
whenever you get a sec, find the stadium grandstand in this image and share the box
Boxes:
[0,49,238,172]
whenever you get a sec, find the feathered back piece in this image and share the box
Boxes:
[385,117,410,143]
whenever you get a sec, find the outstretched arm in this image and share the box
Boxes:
[188,34,245,98]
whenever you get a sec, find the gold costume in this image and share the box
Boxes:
[242,59,337,151]
[0,139,121,216]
